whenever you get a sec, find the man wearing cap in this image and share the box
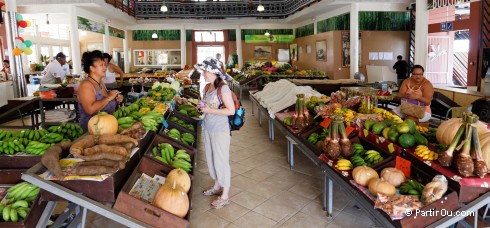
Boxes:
[41,52,68,85]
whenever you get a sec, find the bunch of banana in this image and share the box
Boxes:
[151,143,192,173]
[25,141,51,155]
[414,145,438,160]
[168,116,196,131]
[47,123,83,141]
[399,179,424,196]
[127,103,140,113]
[1,182,41,222]
[0,141,25,155]
[0,130,17,141]
[139,107,151,115]
[39,133,65,144]
[17,129,48,141]
[5,137,30,146]
[350,156,367,167]
[373,108,403,124]
[130,111,144,121]
[118,117,136,129]
[113,106,134,119]
[415,125,429,134]
[166,129,181,141]
[141,111,164,131]
[363,150,384,166]
[353,143,365,156]
[335,158,353,171]
[181,133,195,146]
[153,103,167,115]
[6,182,40,203]
[333,108,357,123]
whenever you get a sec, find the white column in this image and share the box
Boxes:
[69,6,81,74]
[5,0,26,97]
[313,20,317,34]
[414,0,428,68]
[236,26,243,69]
[103,23,110,53]
[123,30,129,73]
[349,3,359,79]
[180,26,186,68]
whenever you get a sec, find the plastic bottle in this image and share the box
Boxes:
[382,81,388,92]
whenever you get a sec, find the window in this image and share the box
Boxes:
[38,24,70,40]
[195,31,224,42]
[62,47,71,61]
[26,44,37,65]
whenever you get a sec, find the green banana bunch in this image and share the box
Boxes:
[307,132,319,145]
[118,117,136,129]
[399,180,424,196]
[25,141,51,155]
[181,133,195,146]
[0,130,15,141]
[151,143,193,173]
[0,140,25,155]
[167,129,181,141]
[171,158,192,173]
[142,116,158,131]
[363,150,384,167]
[1,182,38,222]
[39,132,64,144]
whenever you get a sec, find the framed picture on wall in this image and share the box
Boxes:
[316,40,326,61]
[290,43,298,61]
[254,45,272,59]
[341,32,362,67]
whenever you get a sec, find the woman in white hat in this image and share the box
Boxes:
[195,57,234,209]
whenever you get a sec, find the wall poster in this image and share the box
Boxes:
[290,43,298,61]
[341,32,362,67]
[316,40,326,61]
[254,46,272,59]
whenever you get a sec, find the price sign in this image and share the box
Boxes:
[395,156,411,177]
[320,118,331,129]
[345,126,355,136]
[162,119,169,129]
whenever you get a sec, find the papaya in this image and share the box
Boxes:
[388,128,400,142]
[364,120,376,131]
[404,119,417,134]
[413,131,428,146]
[397,123,410,134]
[398,133,416,148]
[372,123,386,135]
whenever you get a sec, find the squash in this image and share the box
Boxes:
[368,178,396,196]
[436,118,488,145]
[480,132,490,171]
[88,112,118,136]
[352,166,379,186]
[380,167,406,187]
[166,168,191,193]
[152,180,189,218]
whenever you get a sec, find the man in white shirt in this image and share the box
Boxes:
[41,52,67,85]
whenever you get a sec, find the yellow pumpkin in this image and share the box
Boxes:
[368,178,396,196]
[380,167,406,187]
[166,168,191,193]
[352,166,379,186]
[153,180,189,218]
[87,112,118,136]
[436,118,488,145]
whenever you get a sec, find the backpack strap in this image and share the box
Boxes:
[216,82,226,109]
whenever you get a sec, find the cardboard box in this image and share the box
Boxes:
[113,156,192,228]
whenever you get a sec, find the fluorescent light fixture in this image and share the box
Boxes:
[264,31,270,36]
[152,32,158,39]
[257,4,264,12]
[161,5,168,12]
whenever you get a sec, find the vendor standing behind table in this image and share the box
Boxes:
[78,50,123,133]
[392,65,434,124]
[40,52,68,85]
[393,55,408,86]
[102,53,124,89]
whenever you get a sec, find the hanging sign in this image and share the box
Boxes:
[109,26,125,39]
[245,35,294,43]
[440,21,453,31]
[432,0,471,9]
[77,16,104,34]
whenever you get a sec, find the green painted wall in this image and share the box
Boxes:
[295,24,314,38]
[132,30,181,40]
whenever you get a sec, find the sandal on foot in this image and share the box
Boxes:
[210,197,230,209]
[202,188,222,196]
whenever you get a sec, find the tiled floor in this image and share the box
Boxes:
[1,95,376,227]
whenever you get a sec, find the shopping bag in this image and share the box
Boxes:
[400,98,426,119]
[127,86,139,103]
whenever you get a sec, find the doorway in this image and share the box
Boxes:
[452,30,469,86]
[196,46,225,65]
